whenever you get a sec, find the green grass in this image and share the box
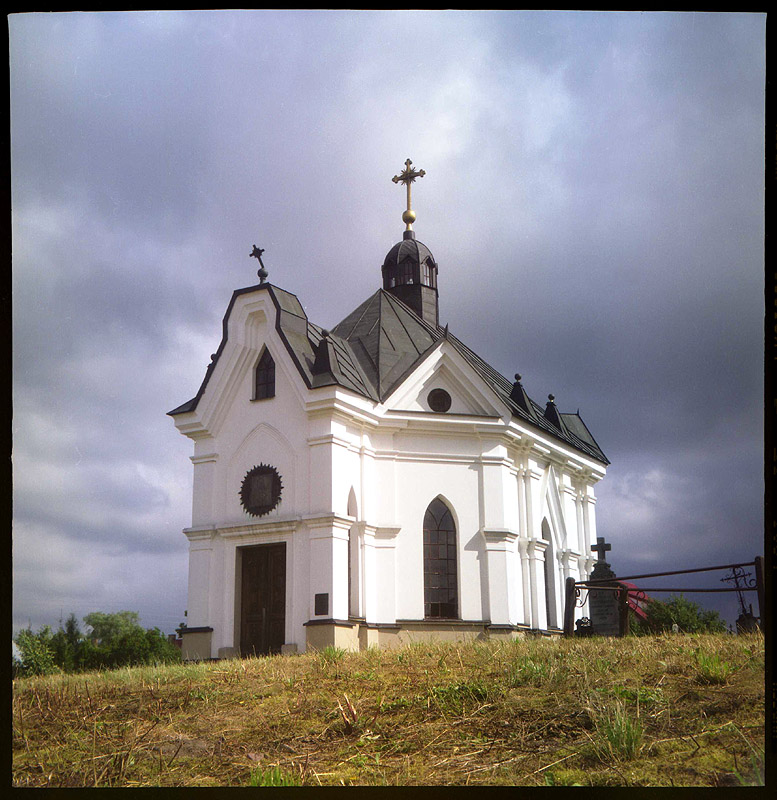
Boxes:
[593,702,644,761]
[12,632,764,787]
[248,765,301,786]
[694,649,734,685]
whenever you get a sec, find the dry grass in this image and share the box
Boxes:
[12,632,765,787]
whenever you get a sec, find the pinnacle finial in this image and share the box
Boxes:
[392,158,425,231]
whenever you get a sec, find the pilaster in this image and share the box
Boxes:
[559,471,578,552]
[307,514,352,622]
[190,452,218,527]
[478,442,519,532]
[362,525,400,624]
[581,484,598,565]
[184,528,215,630]
[480,529,520,625]
[519,538,548,630]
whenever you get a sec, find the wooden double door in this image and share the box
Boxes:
[240,543,286,657]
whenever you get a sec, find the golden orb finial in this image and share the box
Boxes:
[392,158,425,231]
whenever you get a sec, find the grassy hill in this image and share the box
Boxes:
[12,632,764,787]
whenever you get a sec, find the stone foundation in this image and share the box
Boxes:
[181,621,545,661]
[177,627,213,661]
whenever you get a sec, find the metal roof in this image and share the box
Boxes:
[168,283,608,466]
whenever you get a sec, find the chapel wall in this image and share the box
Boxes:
[387,449,484,622]
[205,334,309,528]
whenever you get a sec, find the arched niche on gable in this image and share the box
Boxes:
[226,422,297,523]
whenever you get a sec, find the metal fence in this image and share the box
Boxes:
[563,556,764,637]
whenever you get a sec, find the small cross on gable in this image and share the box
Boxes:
[592,536,612,562]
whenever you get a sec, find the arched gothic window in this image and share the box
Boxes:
[253,349,275,400]
[423,498,458,619]
[420,257,436,288]
[397,258,415,285]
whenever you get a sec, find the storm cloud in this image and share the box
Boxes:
[11,10,765,633]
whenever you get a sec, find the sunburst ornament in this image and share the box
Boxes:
[239,463,283,517]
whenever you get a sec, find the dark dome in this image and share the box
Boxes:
[382,231,437,271]
[380,229,440,326]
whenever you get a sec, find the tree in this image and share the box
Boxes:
[50,613,82,672]
[82,611,181,667]
[13,626,58,677]
[631,594,727,635]
[13,611,181,676]
[83,611,142,645]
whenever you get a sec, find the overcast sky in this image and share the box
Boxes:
[10,10,766,635]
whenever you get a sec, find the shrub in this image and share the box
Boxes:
[14,626,58,677]
[631,595,726,635]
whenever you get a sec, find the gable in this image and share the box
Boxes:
[383,341,506,418]
[168,288,312,439]
[168,283,378,428]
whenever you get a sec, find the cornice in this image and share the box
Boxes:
[218,518,300,539]
[303,513,355,533]
[371,450,480,467]
[190,452,219,465]
[183,526,217,543]
[306,433,355,450]
[480,528,520,547]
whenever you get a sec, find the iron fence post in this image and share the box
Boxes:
[563,577,577,637]
[754,555,764,623]
[619,586,629,636]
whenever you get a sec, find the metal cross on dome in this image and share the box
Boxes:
[392,158,426,231]
[592,536,612,562]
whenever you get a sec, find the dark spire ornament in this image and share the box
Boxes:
[250,244,269,284]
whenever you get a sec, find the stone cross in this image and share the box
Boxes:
[592,536,611,562]
[392,158,425,231]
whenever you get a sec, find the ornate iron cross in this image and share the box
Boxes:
[392,158,426,231]
[250,244,268,284]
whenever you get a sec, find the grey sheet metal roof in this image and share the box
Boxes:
[168,282,608,465]
[331,289,439,400]
[441,330,609,464]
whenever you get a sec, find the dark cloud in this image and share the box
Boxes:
[11,10,765,633]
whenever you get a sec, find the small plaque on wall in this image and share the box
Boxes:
[314,593,329,616]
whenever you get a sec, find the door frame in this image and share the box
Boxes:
[237,541,287,656]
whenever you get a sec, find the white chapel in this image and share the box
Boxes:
[169,160,609,660]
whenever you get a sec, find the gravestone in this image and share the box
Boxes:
[575,616,593,637]
[736,609,760,634]
[587,537,622,636]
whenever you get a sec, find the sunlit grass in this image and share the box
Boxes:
[13,632,764,787]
